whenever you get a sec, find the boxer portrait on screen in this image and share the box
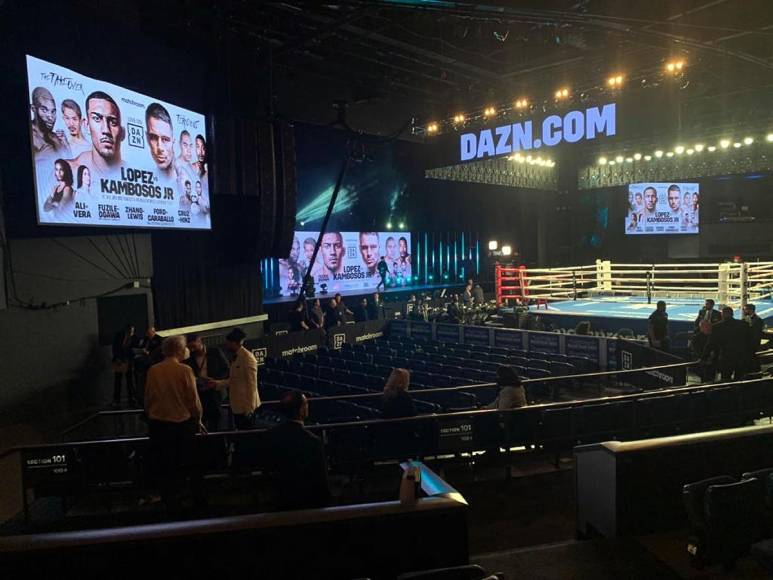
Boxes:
[70,91,124,177]
[359,232,380,275]
[145,102,176,185]
[61,99,91,157]
[313,232,345,280]
[29,87,71,158]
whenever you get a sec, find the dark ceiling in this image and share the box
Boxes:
[219,0,773,138]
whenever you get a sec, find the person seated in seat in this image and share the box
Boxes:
[490,365,527,410]
[381,368,417,419]
[574,320,592,336]
[262,391,330,510]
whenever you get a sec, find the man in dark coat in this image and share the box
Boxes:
[185,334,230,431]
[744,303,766,372]
[262,391,330,510]
[703,306,751,381]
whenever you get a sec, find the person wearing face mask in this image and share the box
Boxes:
[143,335,203,507]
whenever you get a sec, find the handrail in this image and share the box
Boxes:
[10,375,771,458]
[59,358,697,428]
[0,460,466,552]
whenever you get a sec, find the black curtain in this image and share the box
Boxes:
[151,229,262,329]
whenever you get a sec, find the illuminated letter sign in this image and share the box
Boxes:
[458,102,616,162]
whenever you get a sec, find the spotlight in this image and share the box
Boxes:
[733,142,742,148]
[675,145,685,155]
[514,99,528,109]
[300,221,305,227]
[654,150,664,158]
[398,222,405,229]
[666,60,685,74]
[386,222,393,229]
[608,160,616,166]
[615,155,624,163]
[707,146,717,152]
[427,123,439,133]
[483,107,496,117]
[633,153,642,160]
[720,139,731,149]
[607,75,624,88]
[686,148,694,155]
[644,155,652,161]
[767,134,773,142]
[666,151,674,157]
[555,88,570,100]
[598,156,608,165]
[625,157,633,163]
[488,240,499,251]
[744,136,754,145]
[453,114,466,124]
[695,144,705,152]
[501,245,512,256]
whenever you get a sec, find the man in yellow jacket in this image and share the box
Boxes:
[208,328,260,429]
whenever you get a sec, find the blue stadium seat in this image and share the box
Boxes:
[551,362,575,376]
[343,360,365,373]
[527,359,552,371]
[374,354,393,366]
[526,367,551,380]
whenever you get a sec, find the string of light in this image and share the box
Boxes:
[596,132,773,166]
[422,59,688,136]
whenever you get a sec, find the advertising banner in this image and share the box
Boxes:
[528,332,560,354]
[626,182,699,235]
[493,329,525,351]
[436,323,462,344]
[463,326,491,345]
[26,55,211,230]
[566,335,601,363]
[278,231,411,296]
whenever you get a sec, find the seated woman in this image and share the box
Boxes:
[381,368,417,419]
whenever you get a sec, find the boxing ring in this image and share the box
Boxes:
[496,260,773,343]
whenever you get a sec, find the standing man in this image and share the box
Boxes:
[186,334,230,432]
[648,300,670,352]
[377,256,389,292]
[207,328,260,430]
[359,232,380,276]
[288,301,310,332]
[694,299,721,329]
[112,324,137,407]
[703,306,751,381]
[308,299,325,330]
[71,91,124,177]
[744,304,765,372]
[144,336,202,507]
[60,99,91,157]
[368,292,383,320]
[335,293,353,324]
[145,103,176,186]
[29,87,71,158]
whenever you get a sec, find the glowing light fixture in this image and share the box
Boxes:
[675,145,685,155]
[654,150,664,158]
[695,144,705,152]
[633,153,642,160]
[615,155,624,163]
[501,245,512,256]
[720,139,731,149]
[488,240,498,251]
[744,136,754,145]
[767,134,773,142]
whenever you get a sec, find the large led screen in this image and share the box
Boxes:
[26,55,210,229]
[278,231,412,296]
[625,182,699,235]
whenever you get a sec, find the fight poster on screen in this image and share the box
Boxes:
[26,55,211,230]
[625,182,699,235]
[278,231,412,296]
